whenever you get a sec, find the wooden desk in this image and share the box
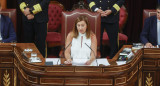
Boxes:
[0,44,159,86]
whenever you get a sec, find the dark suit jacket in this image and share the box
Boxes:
[140,16,157,45]
[87,0,124,23]
[18,0,50,23]
[1,15,16,43]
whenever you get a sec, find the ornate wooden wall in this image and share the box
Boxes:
[0,44,160,86]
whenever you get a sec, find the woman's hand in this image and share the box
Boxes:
[85,60,92,65]
[64,59,72,64]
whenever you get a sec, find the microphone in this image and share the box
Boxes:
[59,42,72,65]
[57,58,60,65]
[60,42,72,58]
[64,42,72,52]
[85,43,98,66]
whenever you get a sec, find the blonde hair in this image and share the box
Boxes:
[72,15,91,39]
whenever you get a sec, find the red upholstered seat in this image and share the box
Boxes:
[46,1,64,47]
[46,32,61,43]
[103,32,128,45]
[46,1,64,58]
[102,6,128,45]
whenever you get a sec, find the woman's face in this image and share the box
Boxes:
[157,9,160,20]
[76,20,87,34]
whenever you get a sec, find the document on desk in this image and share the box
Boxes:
[45,58,61,65]
[72,58,97,66]
[96,58,110,66]
[72,59,88,66]
[116,61,126,65]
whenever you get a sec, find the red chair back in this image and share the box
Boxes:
[119,6,128,33]
[0,9,16,32]
[143,9,156,26]
[48,1,64,32]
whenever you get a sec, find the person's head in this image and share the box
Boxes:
[156,4,160,20]
[72,15,91,38]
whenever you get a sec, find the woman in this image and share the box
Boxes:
[64,15,97,65]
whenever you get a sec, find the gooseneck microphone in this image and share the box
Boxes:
[85,43,98,66]
[63,42,72,56]
[58,42,72,65]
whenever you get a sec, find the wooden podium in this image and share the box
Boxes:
[0,43,159,86]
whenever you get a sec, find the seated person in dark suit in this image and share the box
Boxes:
[0,2,16,43]
[140,4,160,48]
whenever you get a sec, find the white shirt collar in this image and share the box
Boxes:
[157,19,160,22]
[79,32,86,37]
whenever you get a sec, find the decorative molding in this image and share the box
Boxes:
[143,60,156,67]
[1,57,13,63]
[115,77,126,85]
[75,67,102,72]
[145,73,153,86]
[40,78,64,85]
[65,78,88,85]
[158,60,160,67]
[139,77,142,86]
[139,61,142,69]
[139,71,142,86]
[3,70,10,86]
[89,79,113,85]
[46,67,74,72]
[27,75,37,83]
[14,69,17,86]
[127,66,138,81]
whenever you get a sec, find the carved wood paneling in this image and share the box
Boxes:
[45,67,74,72]
[143,71,155,86]
[0,69,13,86]
[75,67,102,72]
[127,66,138,82]
[138,71,142,86]
[115,77,126,85]
[14,69,17,86]
[65,78,88,85]
[143,60,156,67]
[0,57,13,64]
[27,75,37,84]
[89,79,113,85]
[40,78,64,85]
[158,60,160,67]
[3,70,10,86]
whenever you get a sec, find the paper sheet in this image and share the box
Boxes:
[45,58,61,65]
[45,58,111,66]
[96,58,110,66]
[116,61,126,65]
[72,58,97,66]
